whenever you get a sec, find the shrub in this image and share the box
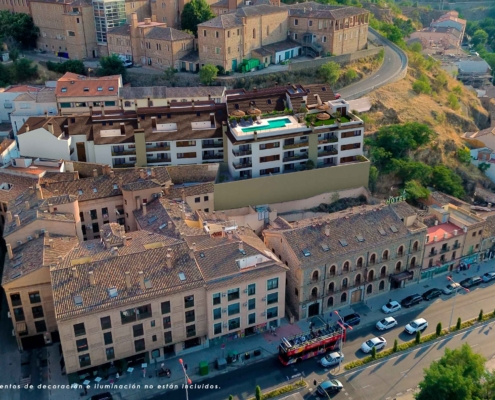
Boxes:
[249,381,306,400]
[345,69,358,81]
[479,309,483,322]
[436,322,442,336]
[371,347,377,359]
[415,331,421,344]
[393,339,398,353]
[493,309,495,318]
[413,80,432,95]
[447,93,460,110]
[229,396,233,400]
[255,385,262,400]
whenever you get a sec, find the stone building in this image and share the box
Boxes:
[0,0,30,14]
[263,202,427,321]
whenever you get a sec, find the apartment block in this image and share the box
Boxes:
[264,202,427,320]
[125,0,151,23]
[11,88,57,135]
[31,0,98,59]
[93,0,127,45]
[0,85,41,123]
[0,139,20,167]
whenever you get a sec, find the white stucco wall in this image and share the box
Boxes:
[19,128,72,160]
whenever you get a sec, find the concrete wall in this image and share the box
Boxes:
[19,128,72,160]
[214,160,370,210]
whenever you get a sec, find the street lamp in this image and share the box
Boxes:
[447,275,469,332]
[179,359,192,400]
[333,311,353,371]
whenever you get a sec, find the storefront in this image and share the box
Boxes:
[210,323,268,346]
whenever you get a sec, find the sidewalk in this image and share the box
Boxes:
[45,260,494,400]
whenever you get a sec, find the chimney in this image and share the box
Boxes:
[166,248,172,268]
[34,232,39,239]
[110,170,115,178]
[239,241,243,252]
[147,97,152,107]
[118,176,124,189]
[253,87,257,92]
[111,247,119,255]
[125,271,131,289]
[44,111,48,119]
[45,231,49,238]
[63,124,69,137]
[139,169,147,179]
[191,99,195,107]
[151,14,157,22]
[144,17,151,24]
[124,236,130,246]
[25,124,30,132]
[254,131,258,141]
[138,271,145,290]
[105,239,111,249]
[92,169,98,177]
[165,184,170,195]
[89,105,93,116]
[208,94,211,101]
[49,239,54,248]
[119,98,124,111]
[151,117,157,129]
[227,231,233,241]
[48,203,54,213]
[101,104,105,117]
[46,123,54,135]
[433,236,437,242]
[134,99,139,114]
[89,271,95,286]
[120,122,125,135]
[74,171,80,180]
[444,233,448,239]
[14,214,20,227]
[191,242,196,252]
[131,12,138,28]
[325,225,330,236]
[72,267,79,278]
[454,230,458,236]
[6,244,13,260]
[142,203,147,216]
[6,211,12,223]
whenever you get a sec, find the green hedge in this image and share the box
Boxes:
[344,313,493,371]
[248,380,306,400]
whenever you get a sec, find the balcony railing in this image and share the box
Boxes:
[113,163,135,168]
[203,154,223,160]
[146,146,170,152]
[318,149,338,157]
[202,143,223,149]
[429,250,438,256]
[283,154,308,163]
[283,141,309,150]
[112,149,136,156]
[147,158,171,164]
[232,162,252,170]
[452,243,461,250]
[440,246,451,254]
[232,149,252,157]
[318,137,338,144]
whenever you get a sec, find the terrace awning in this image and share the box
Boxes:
[390,270,414,282]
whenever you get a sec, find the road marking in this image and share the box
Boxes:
[361,385,370,389]
[400,370,409,374]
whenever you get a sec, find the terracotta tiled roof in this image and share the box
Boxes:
[0,172,38,204]
[2,85,41,93]
[51,240,204,320]
[287,2,367,19]
[0,138,15,154]
[145,27,194,41]
[39,194,78,207]
[41,172,80,184]
[108,23,130,36]
[198,13,243,29]
[166,182,213,200]
[56,72,121,98]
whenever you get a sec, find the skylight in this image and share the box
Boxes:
[390,225,398,233]
[179,272,186,281]
[14,253,22,260]
[199,252,205,258]
[113,184,118,190]
[97,87,103,91]
[109,87,114,91]
[239,249,246,255]
[144,279,152,289]
[61,87,67,92]
[78,189,83,195]
[321,244,330,252]
[302,249,311,257]
[108,288,118,298]
[74,295,83,306]
[12,261,22,268]
[339,239,348,247]
[378,228,386,236]
[93,188,98,193]
[148,216,158,224]
[83,87,89,92]
[159,223,168,230]
[356,235,365,242]
[86,243,95,249]
[11,272,21,279]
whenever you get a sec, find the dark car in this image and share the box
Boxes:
[422,288,443,301]
[400,294,423,308]
[342,313,361,326]
[460,276,482,288]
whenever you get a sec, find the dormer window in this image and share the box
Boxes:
[97,87,103,91]
[83,88,89,92]
[61,87,67,92]
[109,87,114,91]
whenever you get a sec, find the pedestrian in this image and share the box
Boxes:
[477,264,481,272]
[116,372,119,381]
[389,298,392,303]
[184,363,188,371]
[83,386,87,395]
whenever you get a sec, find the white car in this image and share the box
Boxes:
[404,318,428,334]
[442,282,461,295]
[376,317,398,331]
[482,272,495,282]
[320,351,344,368]
[360,337,387,353]
[382,301,401,314]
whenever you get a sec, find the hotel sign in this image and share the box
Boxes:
[386,190,407,205]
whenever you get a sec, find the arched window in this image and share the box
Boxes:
[357,257,363,268]
[383,250,389,261]
[412,241,419,252]
[397,245,404,257]
[380,266,387,278]
[342,278,348,289]
[379,280,385,290]
[328,282,335,293]
[368,269,374,281]
[312,270,319,281]
[355,274,362,286]
[311,287,318,299]
[395,261,402,273]
[327,297,334,307]
[329,265,336,276]
[369,253,376,265]
[341,292,347,303]
[343,261,350,273]
[410,256,416,268]
[367,284,372,294]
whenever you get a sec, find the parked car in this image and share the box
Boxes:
[400,294,423,308]
[376,317,398,331]
[443,282,461,295]
[342,313,361,327]
[317,380,344,396]
[382,300,401,314]
[422,288,443,301]
[482,272,495,282]
[123,60,133,68]
[360,337,387,353]
[404,318,428,334]
[335,93,341,99]
[320,351,344,368]
[460,276,482,288]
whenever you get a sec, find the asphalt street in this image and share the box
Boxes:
[154,280,495,400]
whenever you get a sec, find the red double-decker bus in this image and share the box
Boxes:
[278,322,346,366]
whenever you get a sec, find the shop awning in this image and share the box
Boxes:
[390,271,414,282]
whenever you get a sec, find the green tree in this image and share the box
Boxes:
[479,162,491,173]
[373,122,433,159]
[447,93,460,110]
[47,59,85,75]
[371,346,377,359]
[456,147,471,164]
[0,11,39,48]
[432,72,448,92]
[181,0,214,36]
[9,48,19,62]
[13,58,38,82]
[98,54,127,81]
[478,309,483,321]
[392,159,432,185]
[199,64,218,85]
[319,61,340,85]
[369,166,379,194]
[431,165,465,198]
[163,66,177,81]
[471,29,488,47]
[436,322,442,336]
[415,330,421,344]
[0,63,13,87]
[413,80,432,95]
[405,180,430,201]
[229,396,233,400]
[456,317,461,330]
[416,344,486,400]
[409,42,422,53]
[393,339,398,353]
[255,385,262,400]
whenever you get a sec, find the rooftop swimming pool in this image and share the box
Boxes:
[241,117,291,133]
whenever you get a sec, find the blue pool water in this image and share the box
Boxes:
[241,118,291,133]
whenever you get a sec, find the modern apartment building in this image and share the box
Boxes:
[31,0,98,59]
[93,0,127,45]
[264,202,427,320]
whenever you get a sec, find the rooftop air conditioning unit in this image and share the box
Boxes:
[27,236,33,241]
[261,312,266,316]
[222,308,227,313]
[17,241,22,245]
[7,312,11,318]
[222,293,227,297]
[243,289,248,293]
[243,303,247,307]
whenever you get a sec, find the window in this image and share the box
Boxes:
[267,292,278,305]
[203,30,207,37]
[184,295,194,308]
[92,222,99,233]
[267,306,278,319]
[214,323,222,335]
[164,331,172,344]
[228,303,240,316]
[133,323,144,337]
[161,301,170,314]
[32,306,44,319]
[248,298,255,310]
[227,288,240,301]
[10,293,21,307]
[29,292,41,304]
[308,20,313,26]
[248,313,256,325]
[121,308,137,324]
[134,338,145,352]
[79,354,91,368]
[68,31,75,37]
[163,316,171,329]
[322,36,327,42]
[215,31,219,38]
[104,331,113,345]
[247,284,255,296]
[76,338,88,352]
[73,323,85,337]
[137,304,152,320]
[186,324,196,338]
[294,19,298,26]
[150,320,155,328]
[213,308,221,320]
[253,28,256,39]
[100,316,111,330]
[35,320,47,333]
[106,347,115,360]
[203,45,207,53]
[90,209,97,220]
[195,197,200,203]
[267,278,279,290]
[185,310,195,323]
[228,317,240,331]
[213,293,221,305]
[152,335,157,342]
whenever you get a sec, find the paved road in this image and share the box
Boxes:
[339,28,407,100]
[152,279,495,400]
